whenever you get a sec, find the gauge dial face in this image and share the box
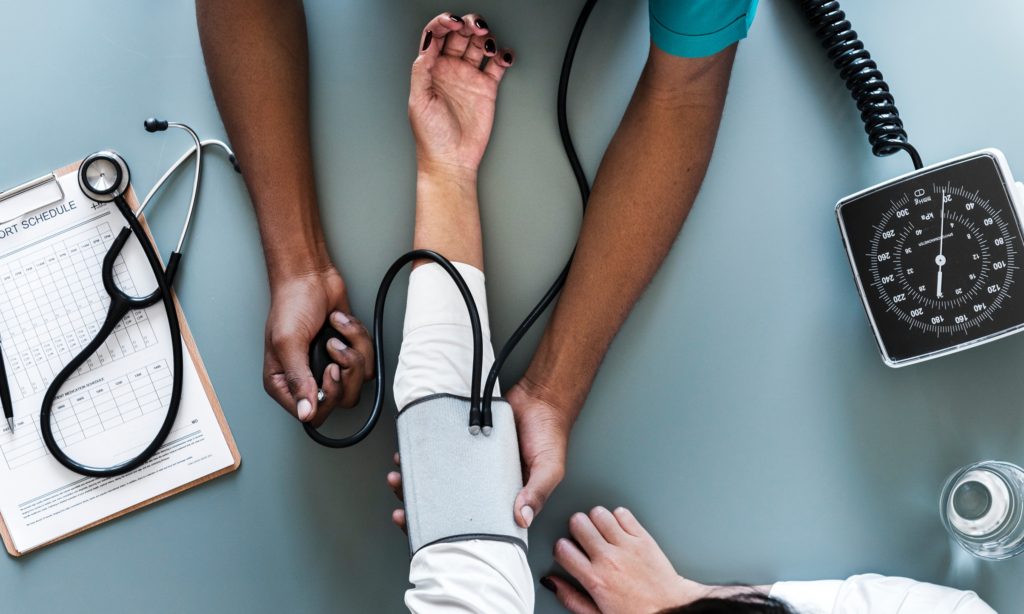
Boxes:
[838,153,1024,365]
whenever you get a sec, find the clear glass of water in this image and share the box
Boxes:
[940,460,1024,560]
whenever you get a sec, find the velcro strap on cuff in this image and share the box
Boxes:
[397,394,527,555]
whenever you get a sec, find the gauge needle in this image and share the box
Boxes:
[935,189,946,298]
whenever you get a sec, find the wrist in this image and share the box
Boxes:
[265,239,333,288]
[521,340,595,421]
[514,372,581,433]
[416,158,479,188]
[697,583,771,602]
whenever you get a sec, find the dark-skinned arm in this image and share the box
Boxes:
[508,43,737,527]
[196,0,373,425]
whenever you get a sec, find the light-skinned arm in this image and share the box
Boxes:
[196,0,373,426]
[508,43,738,527]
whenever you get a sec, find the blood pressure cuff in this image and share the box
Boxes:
[397,393,527,555]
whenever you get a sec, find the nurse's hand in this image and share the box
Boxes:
[263,265,374,425]
[506,381,571,529]
[410,12,514,175]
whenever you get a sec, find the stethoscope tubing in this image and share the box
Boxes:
[38,129,236,477]
[303,249,486,447]
[39,195,184,477]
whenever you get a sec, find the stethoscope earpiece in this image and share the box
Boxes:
[144,117,169,133]
[79,150,131,203]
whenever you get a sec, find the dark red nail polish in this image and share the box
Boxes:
[475,18,488,29]
[450,14,462,22]
[422,32,432,51]
[484,39,496,54]
[503,52,513,64]
[540,577,557,593]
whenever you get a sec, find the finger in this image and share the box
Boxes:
[326,341,367,410]
[330,312,375,379]
[441,13,474,57]
[392,508,407,534]
[446,12,490,57]
[514,455,564,528]
[612,506,648,538]
[553,538,593,587]
[266,334,318,422]
[462,34,496,67]
[387,471,404,502]
[589,506,627,545]
[483,48,514,82]
[420,12,464,57]
[262,352,296,411]
[413,13,465,98]
[393,452,401,466]
[314,362,343,416]
[542,576,600,614]
[569,512,608,559]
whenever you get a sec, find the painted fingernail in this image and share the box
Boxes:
[540,577,557,594]
[422,31,433,51]
[297,398,312,420]
[329,338,347,352]
[332,311,350,326]
[475,18,488,29]
[329,363,340,382]
[503,52,514,64]
[450,14,462,22]
[521,505,535,527]
[484,39,496,54]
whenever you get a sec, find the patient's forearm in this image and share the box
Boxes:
[196,0,329,285]
[523,43,736,415]
[414,165,483,269]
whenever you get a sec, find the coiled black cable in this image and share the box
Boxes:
[798,0,923,170]
[479,0,597,422]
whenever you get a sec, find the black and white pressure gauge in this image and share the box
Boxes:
[837,150,1024,367]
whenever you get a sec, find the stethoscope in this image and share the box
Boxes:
[40,118,238,477]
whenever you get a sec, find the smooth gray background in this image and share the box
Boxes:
[2,0,1023,612]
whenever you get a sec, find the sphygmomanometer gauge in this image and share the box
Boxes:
[838,150,1024,366]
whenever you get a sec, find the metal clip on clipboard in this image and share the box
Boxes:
[0,173,66,228]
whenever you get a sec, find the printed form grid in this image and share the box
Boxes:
[0,360,171,470]
[0,221,158,400]
[0,216,169,470]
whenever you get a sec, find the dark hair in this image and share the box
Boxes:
[660,593,797,614]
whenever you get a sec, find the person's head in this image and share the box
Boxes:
[662,593,796,614]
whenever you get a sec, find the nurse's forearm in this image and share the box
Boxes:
[196,0,330,285]
[522,43,736,416]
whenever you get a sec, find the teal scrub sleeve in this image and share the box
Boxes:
[649,0,759,58]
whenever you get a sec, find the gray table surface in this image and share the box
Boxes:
[2,1,1023,612]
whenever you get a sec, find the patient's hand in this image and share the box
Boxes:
[410,12,514,176]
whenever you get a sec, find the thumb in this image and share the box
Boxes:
[277,336,320,422]
[514,453,565,528]
[542,576,600,614]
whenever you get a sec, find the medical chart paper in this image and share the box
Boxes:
[0,168,238,555]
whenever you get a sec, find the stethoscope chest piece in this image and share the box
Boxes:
[79,150,130,203]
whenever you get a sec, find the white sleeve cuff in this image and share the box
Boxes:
[770,580,843,613]
[402,262,490,336]
[407,540,533,613]
[770,575,998,614]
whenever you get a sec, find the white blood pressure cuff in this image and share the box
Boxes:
[397,394,527,555]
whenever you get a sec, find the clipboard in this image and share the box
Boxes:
[0,160,241,556]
